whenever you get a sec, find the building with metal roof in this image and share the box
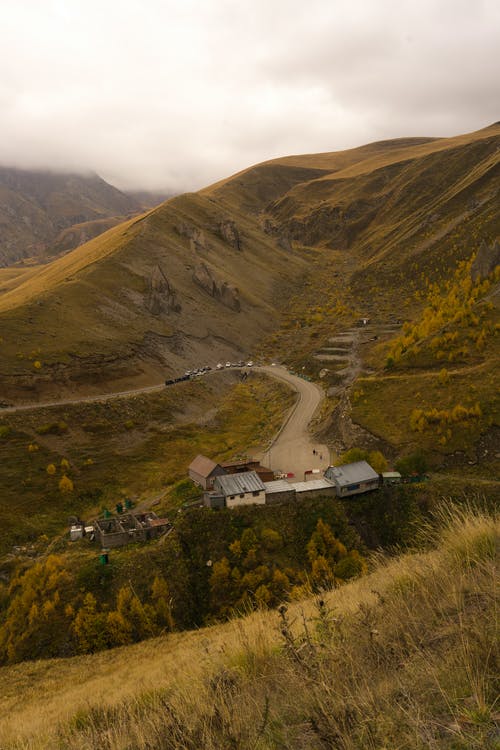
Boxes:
[263,479,296,505]
[188,454,225,489]
[290,478,336,500]
[213,471,266,507]
[324,460,379,497]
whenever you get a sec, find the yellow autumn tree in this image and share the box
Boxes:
[59,475,74,493]
[151,576,175,631]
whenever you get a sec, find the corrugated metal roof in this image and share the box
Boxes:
[264,479,294,493]
[325,460,379,486]
[215,471,265,496]
[189,454,220,478]
[291,478,336,492]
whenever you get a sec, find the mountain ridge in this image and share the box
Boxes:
[0,167,152,267]
[0,124,498,403]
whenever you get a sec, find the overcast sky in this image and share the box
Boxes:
[1,0,498,192]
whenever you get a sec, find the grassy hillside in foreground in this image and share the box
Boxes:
[0,503,497,749]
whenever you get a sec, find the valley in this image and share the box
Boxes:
[0,122,498,556]
[0,124,498,749]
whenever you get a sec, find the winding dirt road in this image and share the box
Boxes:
[2,364,329,478]
[256,365,330,480]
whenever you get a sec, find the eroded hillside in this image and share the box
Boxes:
[0,124,499,402]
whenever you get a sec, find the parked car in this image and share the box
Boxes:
[246,361,253,367]
[226,362,232,367]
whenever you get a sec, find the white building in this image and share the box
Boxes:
[324,460,379,497]
[213,471,266,508]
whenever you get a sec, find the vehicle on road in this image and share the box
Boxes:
[246,361,253,367]
[216,363,223,369]
[225,362,231,367]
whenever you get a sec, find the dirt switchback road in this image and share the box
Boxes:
[1,366,331,481]
[256,366,330,481]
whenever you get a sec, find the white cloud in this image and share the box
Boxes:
[0,0,498,191]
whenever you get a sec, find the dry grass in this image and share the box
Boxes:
[0,501,497,749]
[204,123,500,195]
[0,217,144,314]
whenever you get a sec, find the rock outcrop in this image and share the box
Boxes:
[176,223,208,253]
[260,217,292,251]
[192,262,241,311]
[147,265,181,316]
[218,220,242,251]
[471,239,500,282]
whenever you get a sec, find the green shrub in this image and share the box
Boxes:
[395,450,428,476]
[36,421,68,435]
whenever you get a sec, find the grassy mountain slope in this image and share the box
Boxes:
[0,167,142,266]
[0,504,496,749]
[243,125,499,471]
[0,123,498,444]
[0,188,307,400]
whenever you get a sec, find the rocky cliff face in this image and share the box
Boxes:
[471,239,500,281]
[176,223,209,253]
[147,265,181,316]
[218,219,242,250]
[192,262,241,311]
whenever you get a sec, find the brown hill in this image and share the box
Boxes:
[0,124,498,402]
[0,167,141,266]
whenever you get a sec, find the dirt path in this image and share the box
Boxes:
[0,383,166,413]
[255,366,330,480]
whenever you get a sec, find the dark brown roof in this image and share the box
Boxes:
[149,518,170,527]
[189,454,221,478]
[222,458,258,468]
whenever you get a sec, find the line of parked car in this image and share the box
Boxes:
[165,361,253,386]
